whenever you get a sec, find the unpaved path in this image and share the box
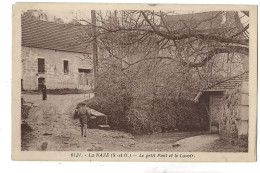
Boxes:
[173,134,219,152]
[22,94,136,151]
[132,132,209,151]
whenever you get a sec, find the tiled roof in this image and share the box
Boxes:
[163,11,244,37]
[22,15,93,54]
[203,71,249,91]
[194,71,249,102]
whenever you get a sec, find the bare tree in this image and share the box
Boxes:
[79,10,248,70]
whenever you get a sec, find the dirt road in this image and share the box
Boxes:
[22,93,138,151]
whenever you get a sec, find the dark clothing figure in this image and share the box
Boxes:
[78,105,89,137]
[42,84,47,100]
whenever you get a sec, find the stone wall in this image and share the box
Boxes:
[21,46,93,90]
[220,82,249,142]
[238,82,249,138]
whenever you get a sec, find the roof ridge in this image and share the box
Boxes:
[166,11,222,17]
[22,15,88,28]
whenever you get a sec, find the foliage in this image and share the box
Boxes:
[85,95,208,134]
[21,105,31,119]
[222,88,240,108]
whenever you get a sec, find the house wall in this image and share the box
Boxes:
[237,82,249,137]
[21,46,93,90]
[219,91,238,141]
[219,82,249,142]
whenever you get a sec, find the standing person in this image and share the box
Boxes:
[42,80,47,100]
[78,103,89,137]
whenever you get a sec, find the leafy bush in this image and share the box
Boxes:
[83,60,209,134]
[146,98,208,132]
[84,96,131,131]
[84,96,208,134]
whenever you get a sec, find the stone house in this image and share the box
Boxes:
[194,71,249,142]
[21,14,93,91]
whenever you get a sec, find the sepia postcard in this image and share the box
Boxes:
[12,2,257,161]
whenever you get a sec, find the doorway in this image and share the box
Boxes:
[78,68,92,89]
[38,77,45,91]
[209,95,222,134]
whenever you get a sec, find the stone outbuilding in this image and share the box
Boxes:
[21,14,94,91]
[194,71,249,142]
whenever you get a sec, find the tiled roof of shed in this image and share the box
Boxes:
[194,71,249,102]
[203,71,249,91]
[22,15,93,54]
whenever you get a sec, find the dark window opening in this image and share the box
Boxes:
[64,60,69,74]
[78,68,91,73]
[38,58,45,73]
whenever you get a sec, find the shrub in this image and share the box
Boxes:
[84,95,132,132]
[84,96,208,134]
[150,98,208,132]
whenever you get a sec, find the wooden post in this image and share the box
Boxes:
[91,10,98,95]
